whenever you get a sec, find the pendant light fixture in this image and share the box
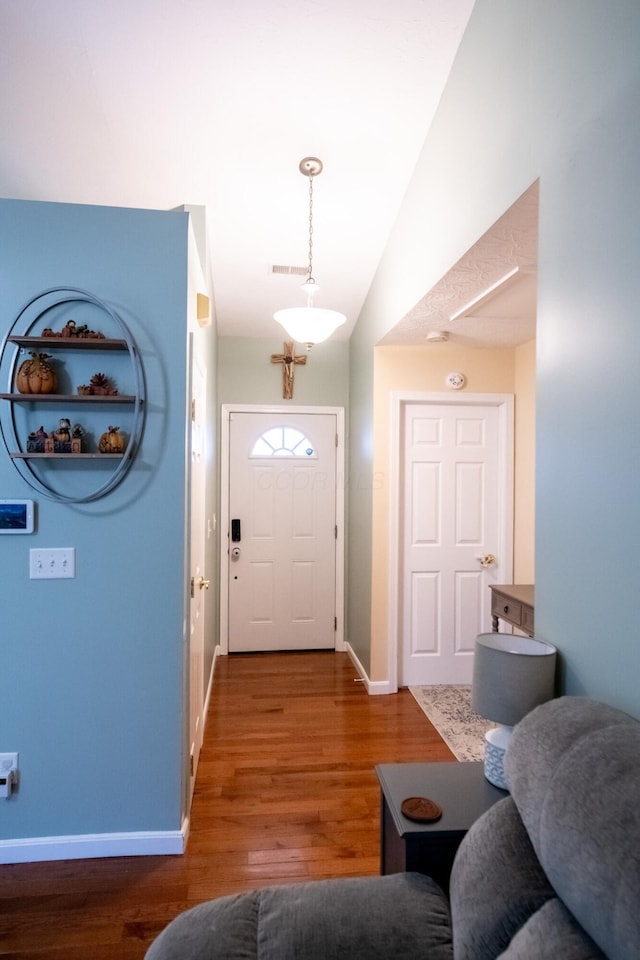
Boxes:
[274,157,346,349]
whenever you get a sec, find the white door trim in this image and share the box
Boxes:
[220,404,345,655]
[387,392,514,692]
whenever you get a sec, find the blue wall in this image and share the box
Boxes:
[0,199,190,845]
[350,0,640,713]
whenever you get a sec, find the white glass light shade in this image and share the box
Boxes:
[274,306,346,346]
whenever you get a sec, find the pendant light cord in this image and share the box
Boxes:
[273,156,346,346]
[306,173,315,286]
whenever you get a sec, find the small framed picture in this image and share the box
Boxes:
[0,499,35,534]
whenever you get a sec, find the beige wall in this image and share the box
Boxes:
[370,342,535,682]
[514,340,536,582]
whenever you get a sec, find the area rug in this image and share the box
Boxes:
[409,684,491,762]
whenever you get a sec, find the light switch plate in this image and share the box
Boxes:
[29,547,75,579]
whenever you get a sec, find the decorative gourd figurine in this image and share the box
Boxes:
[77,372,118,396]
[90,372,117,395]
[16,352,58,394]
[98,425,126,454]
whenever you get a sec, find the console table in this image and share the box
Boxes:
[489,583,535,635]
[376,762,506,893]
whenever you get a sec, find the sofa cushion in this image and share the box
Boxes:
[505,696,640,960]
[497,899,606,960]
[450,796,555,960]
[145,872,453,960]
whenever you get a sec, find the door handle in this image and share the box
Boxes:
[477,554,496,566]
[231,518,241,542]
[190,576,210,597]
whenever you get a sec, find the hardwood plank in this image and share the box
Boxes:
[0,651,452,958]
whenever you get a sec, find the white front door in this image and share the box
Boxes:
[188,340,206,797]
[227,410,339,652]
[400,397,513,686]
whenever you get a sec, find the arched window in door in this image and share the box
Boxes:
[250,426,316,458]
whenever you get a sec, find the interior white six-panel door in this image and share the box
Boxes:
[401,401,504,685]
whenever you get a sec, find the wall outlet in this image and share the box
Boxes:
[0,753,18,798]
[29,547,76,579]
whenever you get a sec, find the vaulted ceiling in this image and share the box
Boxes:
[0,0,536,346]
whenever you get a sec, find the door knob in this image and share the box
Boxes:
[191,576,210,597]
[477,554,496,566]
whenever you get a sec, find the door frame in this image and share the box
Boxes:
[220,404,345,655]
[187,335,206,801]
[387,392,514,692]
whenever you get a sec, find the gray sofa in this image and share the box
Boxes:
[146,696,640,959]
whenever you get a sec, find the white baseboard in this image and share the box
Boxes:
[0,826,186,865]
[345,642,395,695]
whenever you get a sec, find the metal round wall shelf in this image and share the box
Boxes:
[0,287,145,503]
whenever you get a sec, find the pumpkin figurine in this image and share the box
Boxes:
[98,425,126,454]
[16,352,58,394]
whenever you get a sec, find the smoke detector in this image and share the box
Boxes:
[425,330,449,343]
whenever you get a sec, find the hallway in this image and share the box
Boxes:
[0,651,453,958]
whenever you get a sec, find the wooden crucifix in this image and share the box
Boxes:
[271,341,307,399]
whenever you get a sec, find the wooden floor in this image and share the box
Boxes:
[0,651,454,959]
